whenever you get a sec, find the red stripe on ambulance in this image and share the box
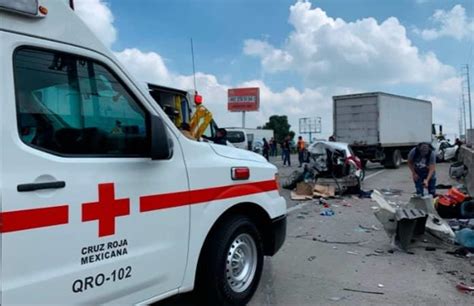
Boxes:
[0,180,278,234]
[140,179,278,212]
[0,205,69,233]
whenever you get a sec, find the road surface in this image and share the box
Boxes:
[158,155,473,305]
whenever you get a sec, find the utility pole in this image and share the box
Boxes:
[461,64,473,131]
[459,96,465,137]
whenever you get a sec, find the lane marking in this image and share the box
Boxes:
[364,169,385,180]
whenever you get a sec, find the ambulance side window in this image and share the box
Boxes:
[14,48,149,156]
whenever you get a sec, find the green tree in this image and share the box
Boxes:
[263,115,294,143]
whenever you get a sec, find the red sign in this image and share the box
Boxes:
[228,87,260,112]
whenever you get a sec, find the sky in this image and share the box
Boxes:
[75,0,474,139]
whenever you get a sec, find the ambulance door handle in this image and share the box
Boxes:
[17,181,66,192]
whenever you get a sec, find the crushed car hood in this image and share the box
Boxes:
[210,143,268,163]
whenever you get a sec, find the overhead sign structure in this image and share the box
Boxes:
[228,87,260,112]
[299,117,322,142]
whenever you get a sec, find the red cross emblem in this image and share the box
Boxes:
[82,183,130,237]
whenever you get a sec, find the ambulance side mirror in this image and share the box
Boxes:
[150,115,173,160]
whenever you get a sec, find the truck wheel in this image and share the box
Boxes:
[196,215,264,306]
[384,149,402,169]
[392,149,402,168]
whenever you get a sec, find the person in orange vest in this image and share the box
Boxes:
[297,136,305,167]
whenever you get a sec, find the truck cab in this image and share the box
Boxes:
[0,1,286,304]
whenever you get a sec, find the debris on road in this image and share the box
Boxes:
[328,296,344,301]
[314,184,336,198]
[311,237,363,245]
[379,188,403,196]
[456,228,474,249]
[343,288,384,295]
[456,282,474,292]
[320,208,335,216]
[372,190,456,250]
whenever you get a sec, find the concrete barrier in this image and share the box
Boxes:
[459,146,474,195]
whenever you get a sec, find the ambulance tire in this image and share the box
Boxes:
[196,215,264,306]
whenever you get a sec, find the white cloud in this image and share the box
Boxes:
[75,0,463,137]
[416,4,474,41]
[243,40,294,73]
[114,48,334,134]
[75,0,117,48]
[244,1,455,87]
[114,49,171,85]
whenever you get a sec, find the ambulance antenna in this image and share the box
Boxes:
[190,38,197,93]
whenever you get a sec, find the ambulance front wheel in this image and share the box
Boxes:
[196,215,264,306]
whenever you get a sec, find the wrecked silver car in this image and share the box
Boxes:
[307,141,364,192]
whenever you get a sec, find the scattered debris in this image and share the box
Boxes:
[314,184,336,198]
[311,237,363,245]
[456,282,474,292]
[358,224,380,232]
[374,249,384,254]
[426,215,455,242]
[307,256,316,261]
[436,184,453,189]
[346,251,359,255]
[380,188,403,196]
[359,190,373,199]
[290,191,313,201]
[343,288,384,295]
[460,200,474,218]
[328,296,344,301]
[456,228,474,249]
[395,208,427,250]
[296,182,314,196]
[320,208,335,216]
[449,162,467,179]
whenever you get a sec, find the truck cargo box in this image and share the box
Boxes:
[334,92,432,147]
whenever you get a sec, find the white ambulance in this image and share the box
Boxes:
[0,1,287,304]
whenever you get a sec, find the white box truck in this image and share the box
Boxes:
[333,92,432,168]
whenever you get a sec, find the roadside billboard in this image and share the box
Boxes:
[228,87,260,112]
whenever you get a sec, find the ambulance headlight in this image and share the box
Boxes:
[0,0,39,16]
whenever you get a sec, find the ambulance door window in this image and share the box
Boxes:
[14,48,149,156]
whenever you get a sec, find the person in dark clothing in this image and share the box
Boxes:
[282,137,291,166]
[455,138,463,160]
[407,142,436,196]
[213,128,228,145]
[262,138,270,161]
[270,137,277,156]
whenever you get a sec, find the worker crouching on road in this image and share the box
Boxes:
[407,142,436,196]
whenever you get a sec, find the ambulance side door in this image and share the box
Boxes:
[1,39,189,303]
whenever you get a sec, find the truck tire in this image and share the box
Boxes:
[196,215,264,306]
[384,149,402,169]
